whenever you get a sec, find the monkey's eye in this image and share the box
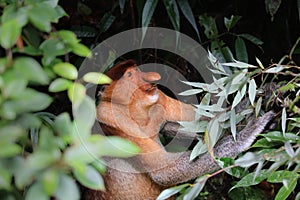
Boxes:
[127,71,132,77]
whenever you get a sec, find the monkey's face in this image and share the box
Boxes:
[100,66,161,106]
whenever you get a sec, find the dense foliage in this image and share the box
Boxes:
[0,0,299,199]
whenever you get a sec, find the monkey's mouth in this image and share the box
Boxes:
[143,83,158,93]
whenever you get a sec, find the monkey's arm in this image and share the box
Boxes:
[147,111,274,186]
[157,90,196,122]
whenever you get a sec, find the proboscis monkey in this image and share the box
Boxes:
[82,60,274,200]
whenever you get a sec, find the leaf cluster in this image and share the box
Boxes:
[0,1,140,199]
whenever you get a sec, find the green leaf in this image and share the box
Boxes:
[163,0,180,31]
[74,165,105,190]
[255,97,262,117]
[0,19,21,49]
[2,5,29,27]
[28,3,59,32]
[11,88,52,112]
[248,79,257,106]
[265,65,284,73]
[142,0,158,38]
[70,43,92,58]
[58,30,79,45]
[91,159,106,174]
[83,72,112,85]
[224,15,241,31]
[0,144,22,158]
[178,89,203,96]
[230,170,268,191]
[239,34,263,45]
[183,176,208,200]
[14,57,49,85]
[0,166,12,190]
[190,140,207,161]
[28,7,51,32]
[49,78,72,92]
[53,62,78,80]
[199,14,218,39]
[230,109,237,140]
[40,38,67,57]
[281,107,287,135]
[53,112,73,144]
[235,37,248,62]
[27,150,61,170]
[267,171,296,183]
[68,82,86,104]
[157,183,189,200]
[177,0,200,40]
[235,152,260,168]
[119,0,126,13]
[72,95,95,139]
[41,169,59,195]
[99,12,116,34]
[25,182,49,200]
[275,176,297,200]
[55,175,80,200]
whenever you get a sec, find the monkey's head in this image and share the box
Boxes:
[96,60,161,106]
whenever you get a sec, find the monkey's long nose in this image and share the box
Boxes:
[142,72,161,82]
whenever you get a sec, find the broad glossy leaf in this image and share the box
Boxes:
[55,175,80,200]
[70,43,92,58]
[53,112,73,143]
[25,182,48,200]
[0,166,12,190]
[27,150,61,170]
[15,88,52,111]
[41,169,59,195]
[83,72,112,84]
[40,38,67,56]
[68,82,86,105]
[53,62,78,80]
[28,3,59,31]
[74,165,105,190]
[73,95,95,131]
[0,19,21,49]
[49,78,72,92]
[58,30,79,45]
[14,57,49,85]
[2,5,28,26]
